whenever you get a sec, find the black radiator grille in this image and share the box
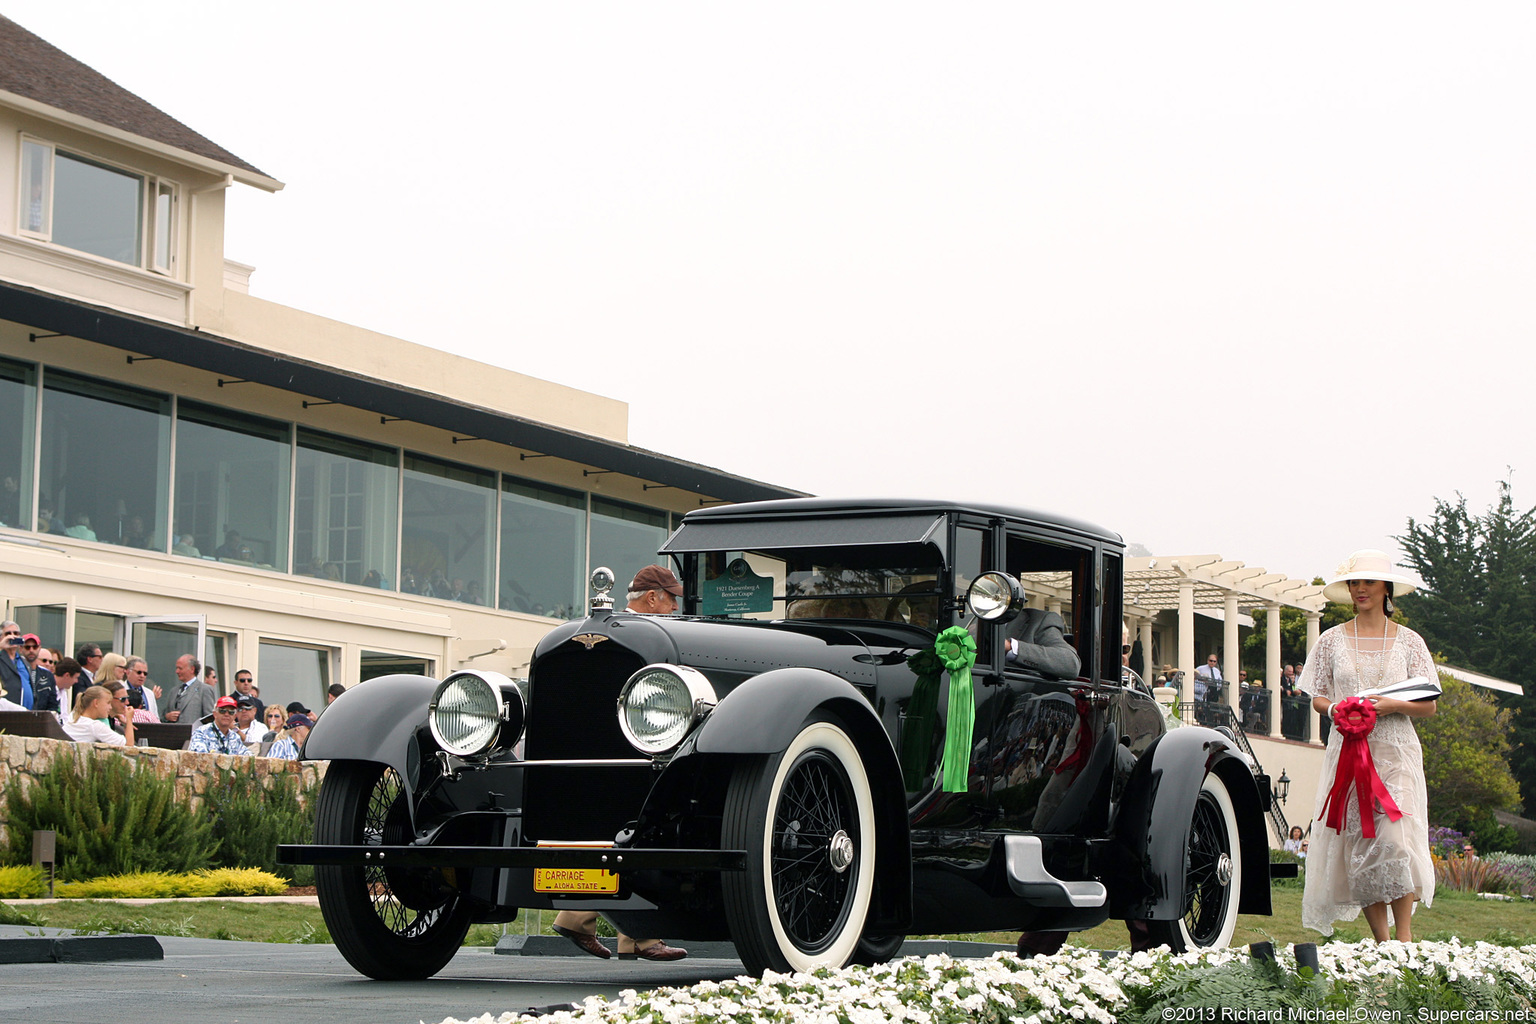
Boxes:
[523,644,652,842]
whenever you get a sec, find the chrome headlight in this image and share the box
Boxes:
[617,664,716,756]
[429,670,523,757]
[965,570,1024,621]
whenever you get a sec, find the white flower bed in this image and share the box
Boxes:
[433,940,1536,1024]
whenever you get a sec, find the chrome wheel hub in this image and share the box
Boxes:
[1215,852,1233,887]
[828,830,854,873]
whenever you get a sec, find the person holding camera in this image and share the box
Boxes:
[0,621,37,709]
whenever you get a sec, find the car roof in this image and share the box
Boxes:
[681,497,1123,547]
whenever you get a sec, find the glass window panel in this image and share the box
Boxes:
[52,151,144,265]
[174,401,290,569]
[295,429,398,587]
[73,611,120,658]
[153,184,174,273]
[21,140,50,235]
[0,358,36,531]
[500,477,585,618]
[258,641,331,714]
[591,498,669,597]
[40,370,170,550]
[12,606,66,653]
[130,620,200,696]
[359,650,431,683]
[401,454,493,603]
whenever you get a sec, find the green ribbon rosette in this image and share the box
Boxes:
[899,646,944,787]
[934,626,978,793]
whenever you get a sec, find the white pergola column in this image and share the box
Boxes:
[1304,611,1323,742]
[1223,594,1241,717]
[1178,580,1196,704]
[1139,617,1154,684]
[1046,598,1061,616]
[1266,604,1282,738]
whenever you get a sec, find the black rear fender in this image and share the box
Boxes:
[1111,725,1270,919]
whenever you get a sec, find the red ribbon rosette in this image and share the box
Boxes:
[1319,696,1403,838]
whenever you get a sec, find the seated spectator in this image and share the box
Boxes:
[188,695,254,756]
[62,684,132,745]
[326,682,347,706]
[236,695,266,748]
[260,704,287,741]
[172,533,201,557]
[287,700,316,724]
[266,714,311,760]
[65,513,97,541]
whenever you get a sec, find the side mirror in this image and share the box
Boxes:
[964,571,1024,624]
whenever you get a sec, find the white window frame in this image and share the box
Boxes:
[15,134,181,276]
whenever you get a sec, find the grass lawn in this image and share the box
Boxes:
[4,881,1533,948]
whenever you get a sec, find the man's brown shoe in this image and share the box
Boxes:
[618,941,687,961]
[552,924,612,959]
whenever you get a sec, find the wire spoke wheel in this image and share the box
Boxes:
[723,715,877,974]
[315,761,473,979]
[1148,771,1242,952]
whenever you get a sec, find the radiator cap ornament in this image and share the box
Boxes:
[590,566,616,611]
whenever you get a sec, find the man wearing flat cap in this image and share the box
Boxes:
[626,564,684,615]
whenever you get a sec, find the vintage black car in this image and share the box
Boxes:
[281,498,1276,979]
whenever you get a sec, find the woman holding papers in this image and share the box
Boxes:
[1300,549,1438,941]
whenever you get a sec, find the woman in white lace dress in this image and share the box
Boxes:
[1300,549,1437,940]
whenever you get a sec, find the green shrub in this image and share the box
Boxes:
[55,868,287,899]
[0,864,47,899]
[201,767,316,885]
[3,747,217,880]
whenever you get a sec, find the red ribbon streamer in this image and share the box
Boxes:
[1319,696,1403,838]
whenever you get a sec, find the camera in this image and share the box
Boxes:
[127,686,145,709]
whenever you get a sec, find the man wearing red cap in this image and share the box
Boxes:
[549,564,688,963]
[19,633,61,713]
[188,695,255,756]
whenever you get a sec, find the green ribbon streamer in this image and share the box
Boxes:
[934,626,978,793]
[899,647,944,786]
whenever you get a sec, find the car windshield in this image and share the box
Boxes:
[689,542,943,626]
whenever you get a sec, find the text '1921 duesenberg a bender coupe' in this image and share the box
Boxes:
[281,498,1281,979]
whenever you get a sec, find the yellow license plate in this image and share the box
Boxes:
[534,867,620,894]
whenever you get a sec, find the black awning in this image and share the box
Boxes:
[0,281,801,505]
[660,513,945,553]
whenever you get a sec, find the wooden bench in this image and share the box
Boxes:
[0,710,74,741]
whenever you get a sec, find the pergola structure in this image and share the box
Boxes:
[1125,555,1329,741]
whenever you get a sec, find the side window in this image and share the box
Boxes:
[954,524,991,660]
[1102,552,1124,684]
[1003,534,1087,677]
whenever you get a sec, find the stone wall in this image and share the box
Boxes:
[0,733,326,848]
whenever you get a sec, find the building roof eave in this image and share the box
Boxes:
[0,280,802,505]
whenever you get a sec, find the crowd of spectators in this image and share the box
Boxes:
[1,617,329,760]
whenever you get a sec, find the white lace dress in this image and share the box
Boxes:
[1299,623,1436,935]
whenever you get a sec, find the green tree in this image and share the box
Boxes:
[1398,479,1536,811]
[1418,673,1520,828]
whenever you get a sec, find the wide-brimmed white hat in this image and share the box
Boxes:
[1322,549,1419,604]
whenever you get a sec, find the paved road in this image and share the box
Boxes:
[0,925,751,1024]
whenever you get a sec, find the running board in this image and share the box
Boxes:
[1002,835,1107,908]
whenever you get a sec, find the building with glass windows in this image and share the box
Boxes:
[0,14,796,713]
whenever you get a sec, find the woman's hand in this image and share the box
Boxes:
[1365,695,1437,718]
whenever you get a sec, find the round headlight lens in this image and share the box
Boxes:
[429,672,505,756]
[966,571,1023,621]
[617,665,716,755]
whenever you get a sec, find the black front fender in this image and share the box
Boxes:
[302,673,434,785]
[687,667,912,933]
[1112,725,1270,920]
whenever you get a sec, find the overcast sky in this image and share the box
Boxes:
[10,2,1535,587]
